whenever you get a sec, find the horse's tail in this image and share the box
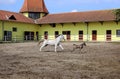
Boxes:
[38,39,45,45]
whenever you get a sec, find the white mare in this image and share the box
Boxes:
[38,34,65,52]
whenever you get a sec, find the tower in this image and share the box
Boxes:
[20,0,49,19]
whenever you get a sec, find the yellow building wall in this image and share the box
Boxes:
[0,21,3,40]
[39,23,88,41]
[1,20,120,42]
[39,21,120,41]
[40,13,46,18]
[22,13,29,17]
[1,21,39,41]
[89,22,120,41]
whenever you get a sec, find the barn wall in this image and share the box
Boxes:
[1,20,120,42]
[0,21,3,41]
[39,23,88,41]
[39,21,120,42]
[1,21,39,41]
[89,21,120,41]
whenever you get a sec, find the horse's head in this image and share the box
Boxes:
[59,34,65,41]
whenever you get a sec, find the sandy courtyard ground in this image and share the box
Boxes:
[0,42,120,79]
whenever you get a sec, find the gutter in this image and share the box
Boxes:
[2,21,4,41]
[85,22,89,41]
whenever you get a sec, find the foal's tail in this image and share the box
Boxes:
[38,39,44,45]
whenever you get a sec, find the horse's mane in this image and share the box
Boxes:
[56,34,62,38]
[38,39,44,45]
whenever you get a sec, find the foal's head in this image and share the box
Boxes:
[82,42,86,46]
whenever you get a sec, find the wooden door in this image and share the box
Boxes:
[79,31,83,41]
[92,30,97,41]
[55,31,59,38]
[44,31,48,39]
[62,31,71,41]
[106,30,111,41]
[66,31,71,41]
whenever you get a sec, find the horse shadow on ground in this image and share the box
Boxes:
[38,43,88,54]
[40,48,87,54]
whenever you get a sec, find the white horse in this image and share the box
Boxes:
[38,34,65,52]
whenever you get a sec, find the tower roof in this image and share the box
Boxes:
[20,0,49,14]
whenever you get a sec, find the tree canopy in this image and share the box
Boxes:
[113,9,120,21]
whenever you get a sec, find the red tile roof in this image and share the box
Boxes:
[0,10,34,23]
[0,9,117,24]
[37,10,116,24]
[20,0,49,14]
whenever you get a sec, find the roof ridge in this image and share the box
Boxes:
[0,10,21,15]
[48,9,114,15]
[37,9,116,24]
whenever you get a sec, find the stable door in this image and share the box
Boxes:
[92,30,97,41]
[106,30,111,41]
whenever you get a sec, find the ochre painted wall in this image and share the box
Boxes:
[39,23,88,41]
[0,21,3,40]
[0,20,120,42]
[0,21,39,41]
[22,13,29,17]
[39,21,120,41]
[89,22,120,41]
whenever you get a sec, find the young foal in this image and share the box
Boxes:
[72,42,86,53]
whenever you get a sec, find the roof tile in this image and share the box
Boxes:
[20,0,48,14]
[37,10,116,24]
[0,10,34,23]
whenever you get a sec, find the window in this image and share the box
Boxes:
[4,31,12,41]
[28,12,40,19]
[55,31,59,38]
[116,30,120,37]
[13,27,17,32]
[24,31,34,40]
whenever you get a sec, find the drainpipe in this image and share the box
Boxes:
[85,22,89,41]
[2,21,4,41]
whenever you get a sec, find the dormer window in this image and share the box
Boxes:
[6,15,16,20]
[9,15,16,20]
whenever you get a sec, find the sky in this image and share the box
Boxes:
[0,0,120,13]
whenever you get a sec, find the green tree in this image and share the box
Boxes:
[114,9,120,21]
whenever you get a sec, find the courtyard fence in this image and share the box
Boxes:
[1,34,120,43]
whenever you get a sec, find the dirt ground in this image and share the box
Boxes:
[0,42,120,79]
